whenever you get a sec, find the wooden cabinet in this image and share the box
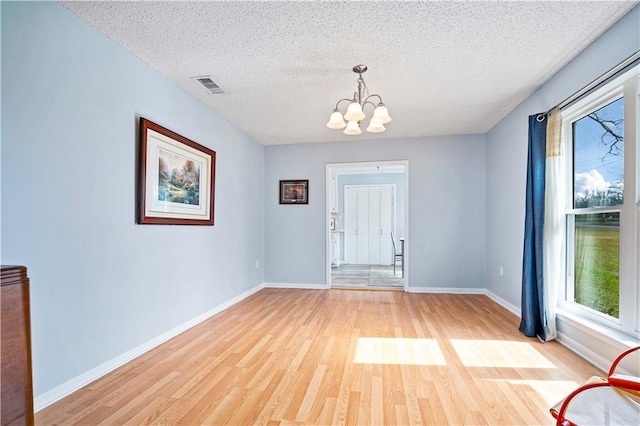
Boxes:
[1,266,34,426]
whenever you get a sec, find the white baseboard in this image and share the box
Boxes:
[34,283,264,412]
[263,282,328,290]
[484,290,521,317]
[406,286,485,294]
[555,331,612,373]
[555,312,639,375]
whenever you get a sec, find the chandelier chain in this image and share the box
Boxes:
[356,75,369,104]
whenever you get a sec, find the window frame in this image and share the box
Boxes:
[559,65,639,339]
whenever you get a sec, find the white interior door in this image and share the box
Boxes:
[368,188,381,264]
[344,188,358,264]
[356,187,369,263]
[344,185,394,265]
[379,186,394,264]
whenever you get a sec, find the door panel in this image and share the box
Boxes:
[368,188,381,264]
[356,187,369,264]
[344,188,358,263]
[344,185,395,265]
[379,187,394,264]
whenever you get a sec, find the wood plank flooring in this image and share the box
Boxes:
[36,289,602,425]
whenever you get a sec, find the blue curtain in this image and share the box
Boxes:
[519,113,548,340]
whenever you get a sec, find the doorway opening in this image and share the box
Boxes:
[326,160,408,290]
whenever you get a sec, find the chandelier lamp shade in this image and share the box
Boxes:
[326,65,392,135]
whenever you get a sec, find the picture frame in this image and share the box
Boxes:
[279,180,309,204]
[138,118,216,225]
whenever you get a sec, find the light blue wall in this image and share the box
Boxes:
[485,5,640,309]
[337,172,405,238]
[1,2,264,398]
[264,136,487,288]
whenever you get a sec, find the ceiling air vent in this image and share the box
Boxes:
[192,75,226,95]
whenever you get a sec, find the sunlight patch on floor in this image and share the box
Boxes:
[450,339,556,369]
[354,337,446,365]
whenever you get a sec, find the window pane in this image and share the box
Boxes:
[574,212,620,318]
[573,98,624,208]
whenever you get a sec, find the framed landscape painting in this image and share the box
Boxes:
[279,180,308,204]
[138,118,216,225]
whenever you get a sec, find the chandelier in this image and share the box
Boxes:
[326,65,392,135]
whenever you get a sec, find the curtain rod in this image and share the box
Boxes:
[537,50,640,122]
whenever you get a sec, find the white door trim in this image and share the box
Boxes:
[325,160,409,291]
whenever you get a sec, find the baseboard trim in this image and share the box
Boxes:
[484,290,521,317]
[263,282,328,290]
[406,286,485,294]
[555,331,612,373]
[34,283,264,412]
[555,312,639,374]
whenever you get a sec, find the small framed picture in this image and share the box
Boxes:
[279,180,309,204]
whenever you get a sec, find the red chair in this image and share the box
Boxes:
[550,346,640,426]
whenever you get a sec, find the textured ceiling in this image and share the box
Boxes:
[61,1,637,146]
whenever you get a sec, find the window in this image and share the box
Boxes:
[562,66,639,338]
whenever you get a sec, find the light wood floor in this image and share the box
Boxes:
[37,289,602,425]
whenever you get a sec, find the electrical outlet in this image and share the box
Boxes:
[499,266,504,277]
[256,260,260,269]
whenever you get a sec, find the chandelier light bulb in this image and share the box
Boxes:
[344,101,366,122]
[326,109,346,129]
[366,119,386,133]
[343,120,362,136]
[373,103,392,124]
